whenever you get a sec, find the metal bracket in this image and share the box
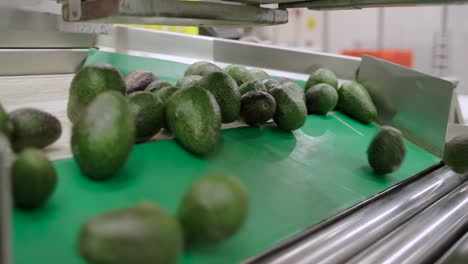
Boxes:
[60,0,288,26]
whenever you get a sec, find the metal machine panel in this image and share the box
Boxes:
[358,56,454,157]
[0,49,87,76]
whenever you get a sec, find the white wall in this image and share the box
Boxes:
[448,5,468,95]
[328,9,378,53]
[251,5,468,95]
[383,6,442,74]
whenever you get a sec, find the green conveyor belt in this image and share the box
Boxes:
[13,49,440,264]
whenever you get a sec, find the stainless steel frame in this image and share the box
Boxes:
[0,49,88,76]
[4,0,468,30]
[0,135,12,264]
[254,166,467,263]
[350,180,468,264]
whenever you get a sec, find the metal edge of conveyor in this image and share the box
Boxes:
[96,26,361,81]
[0,9,91,76]
[436,231,468,264]
[212,38,359,81]
[349,180,468,264]
[245,164,466,264]
[0,135,12,264]
[0,49,88,76]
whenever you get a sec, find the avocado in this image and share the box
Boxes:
[153,86,179,131]
[128,92,164,143]
[306,83,338,115]
[79,202,183,264]
[176,75,203,89]
[444,135,468,174]
[367,126,406,174]
[225,65,255,86]
[269,86,307,131]
[338,81,377,124]
[166,87,221,156]
[9,108,62,152]
[71,91,135,180]
[305,68,338,91]
[281,80,305,97]
[67,64,126,124]
[239,79,268,96]
[241,91,277,127]
[0,103,13,139]
[145,80,173,93]
[153,86,179,104]
[178,174,249,243]
[249,68,270,80]
[185,61,222,77]
[11,148,57,209]
[261,78,282,92]
[125,70,158,94]
[197,72,241,123]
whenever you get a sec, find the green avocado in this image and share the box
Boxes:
[166,87,221,156]
[197,71,241,123]
[0,103,13,139]
[239,79,268,96]
[71,91,135,180]
[269,86,307,131]
[444,135,468,174]
[12,148,57,209]
[153,86,179,131]
[261,78,282,92]
[78,202,183,264]
[367,126,406,174]
[125,70,158,94]
[225,65,255,86]
[306,83,338,115]
[128,92,165,143]
[280,80,305,97]
[177,75,203,89]
[153,86,179,104]
[184,61,222,77]
[178,174,249,243]
[338,81,377,124]
[305,68,338,91]
[241,91,277,127]
[145,80,173,93]
[9,108,62,152]
[67,64,126,124]
[249,68,270,80]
